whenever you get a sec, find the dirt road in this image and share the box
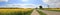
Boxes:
[41,10,60,15]
[31,9,60,15]
[31,10,40,15]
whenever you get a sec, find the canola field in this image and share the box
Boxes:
[0,8,33,15]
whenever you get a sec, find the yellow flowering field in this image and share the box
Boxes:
[0,8,33,15]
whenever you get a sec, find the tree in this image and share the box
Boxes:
[39,6,42,9]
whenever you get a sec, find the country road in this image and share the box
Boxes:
[31,9,60,15]
[31,10,40,15]
[41,10,60,15]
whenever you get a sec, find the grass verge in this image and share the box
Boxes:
[48,10,60,12]
[36,10,47,15]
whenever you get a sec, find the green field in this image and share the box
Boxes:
[39,8,60,10]
[39,8,60,12]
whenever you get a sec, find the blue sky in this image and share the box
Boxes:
[0,0,48,8]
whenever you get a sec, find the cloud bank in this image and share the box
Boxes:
[5,4,36,8]
[42,0,60,8]
[0,0,8,2]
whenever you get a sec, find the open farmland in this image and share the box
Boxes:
[42,8,60,10]
[0,8,34,15]
[40,8,60,12]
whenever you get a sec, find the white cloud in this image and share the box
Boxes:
[42,0,60,8]
[21,0,28,2]
[5,4,36,8]
[0,0,8,2]
[42,0,49,3]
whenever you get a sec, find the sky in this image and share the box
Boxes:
[42,0,60,8]
[0,0,48,8]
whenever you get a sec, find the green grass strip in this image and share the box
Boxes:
[36,9,47,15]
[38,11,47,15]
[48,10,60,12]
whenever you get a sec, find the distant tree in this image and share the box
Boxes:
[39,6,42,9]
[35,7,38,9]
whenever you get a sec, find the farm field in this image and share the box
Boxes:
[40,8,60,12]
[0,8,34,15]
[41,8,60,10]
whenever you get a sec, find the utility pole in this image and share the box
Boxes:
[48,5,49,8]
